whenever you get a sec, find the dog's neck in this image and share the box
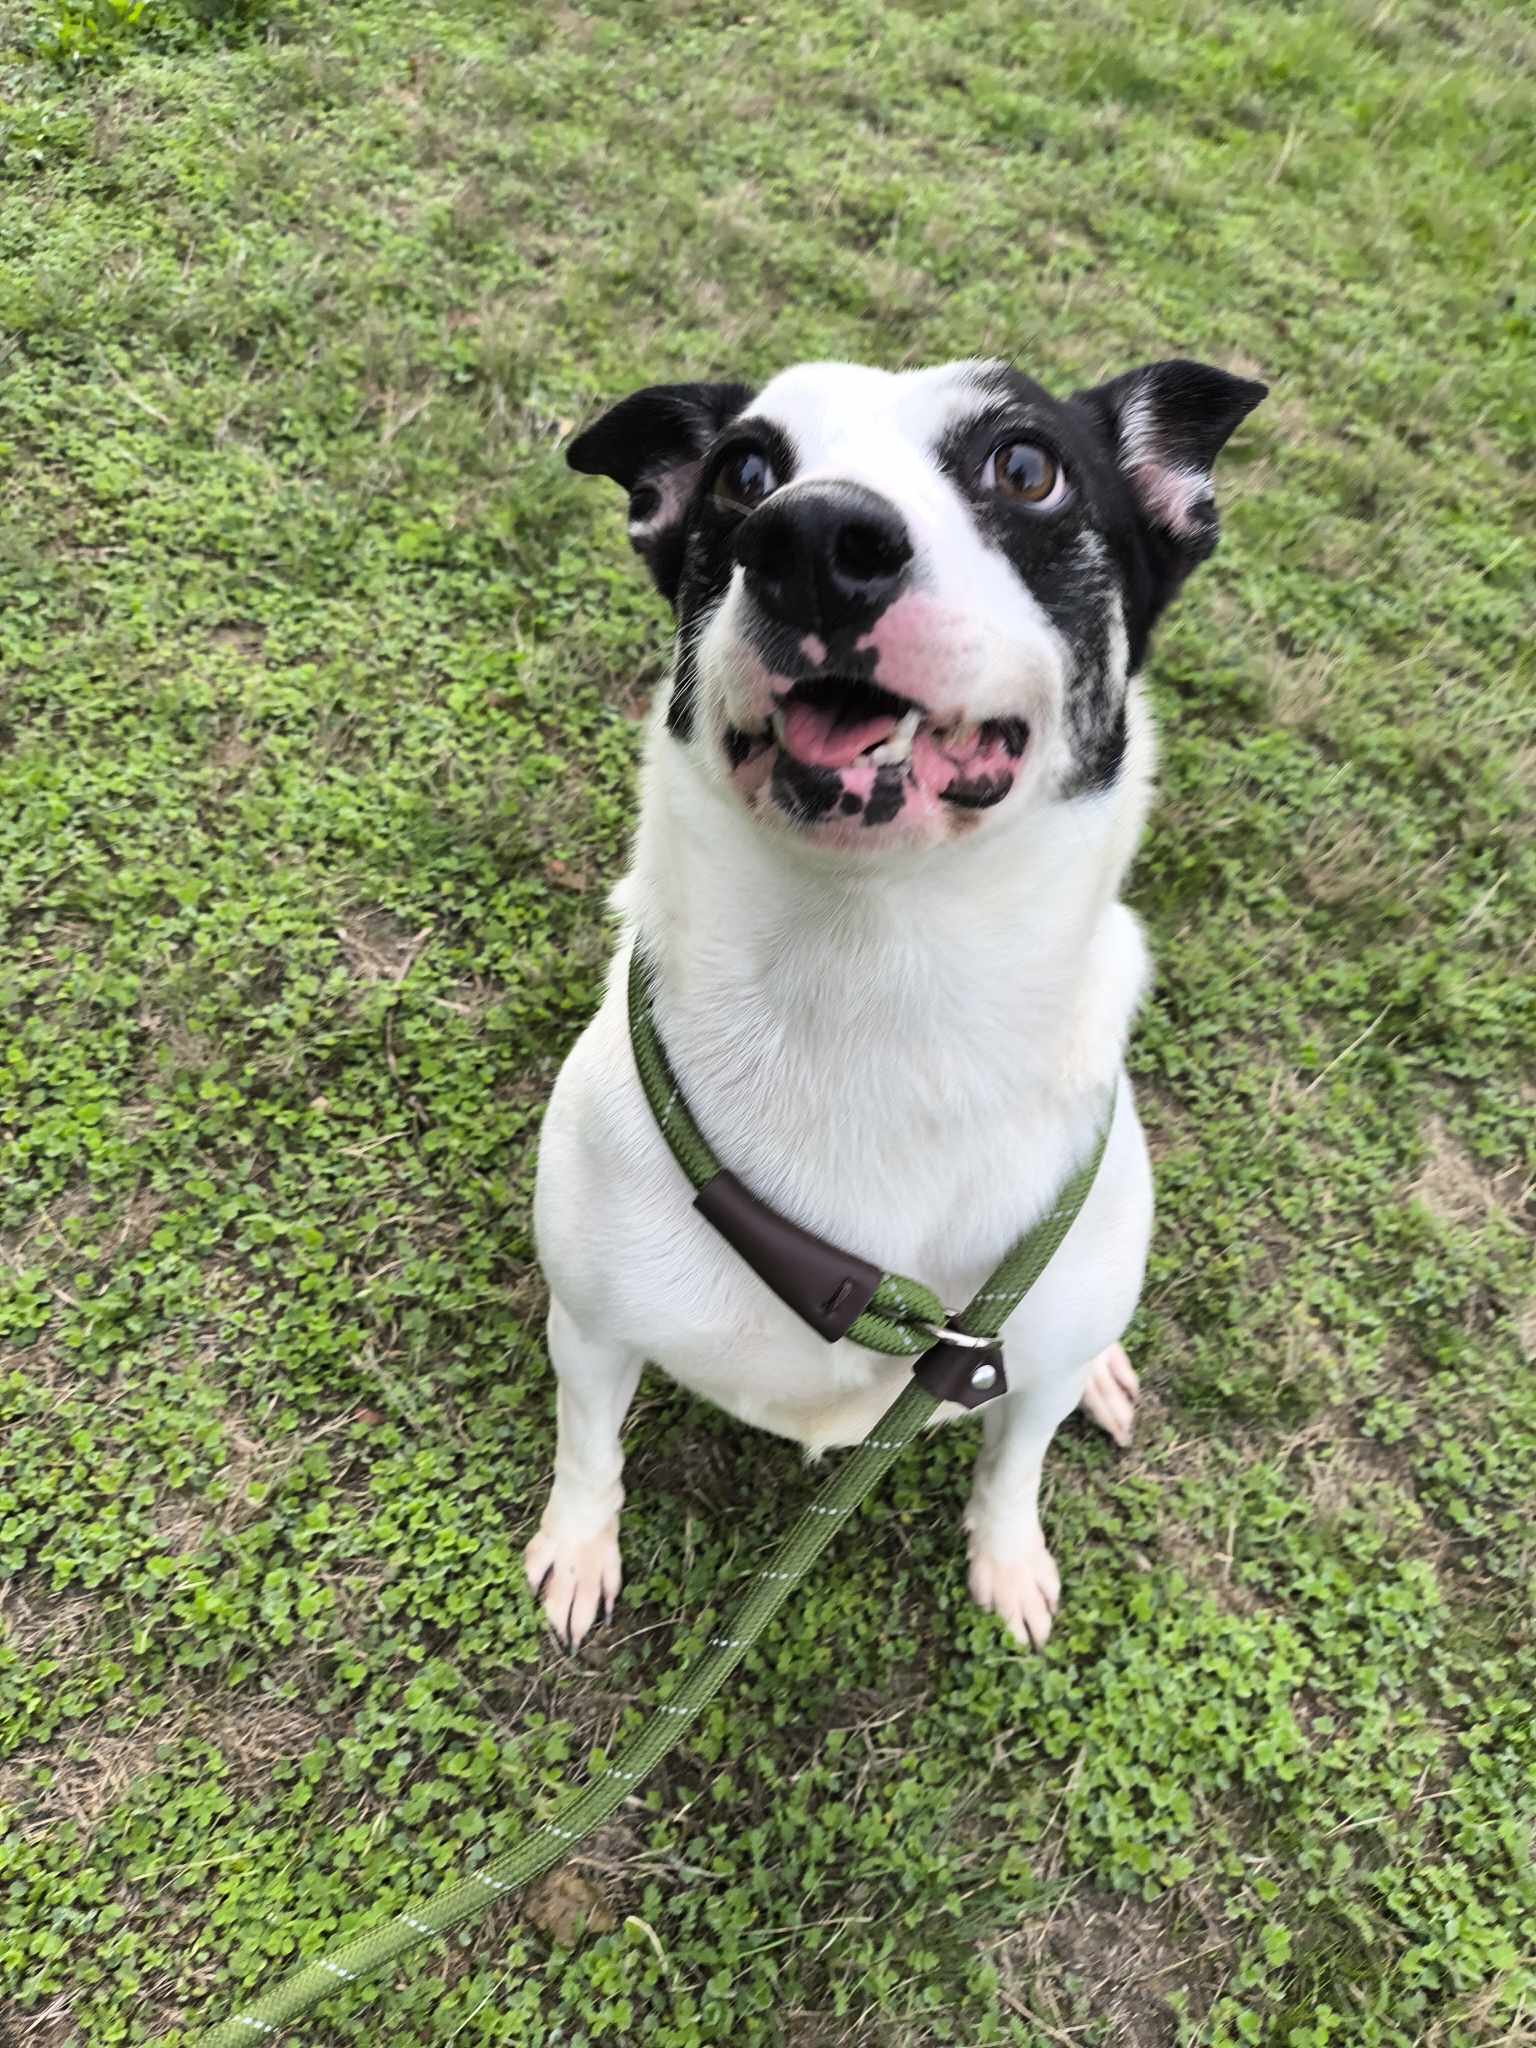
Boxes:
[618,694,1154,1173]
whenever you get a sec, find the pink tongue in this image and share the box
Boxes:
[780,700,899,769]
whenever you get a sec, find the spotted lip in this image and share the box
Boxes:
[724,674,1029,832]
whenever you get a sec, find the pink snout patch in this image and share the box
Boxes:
[853,593,977,714]
[718,594,1025,840]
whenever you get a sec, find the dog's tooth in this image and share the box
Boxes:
[868,708,923,766]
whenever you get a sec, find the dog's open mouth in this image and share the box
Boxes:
[726,675,1029,831]
[775,676,928,770]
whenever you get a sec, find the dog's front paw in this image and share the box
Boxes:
[1079,1341,1138,1448]
[524,1518,622,1649]
[968,1530,1061,1650]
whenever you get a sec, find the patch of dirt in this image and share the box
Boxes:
[1133,1082,1197,1164]
[335,909,432,984]
[1154,1520,1261,1617]
[1265,645,1343,729]
[426,973,509,1021]
[0,1586,102,1663]
[151,1493,212,1556]
[210,1399,270,1528]
[1300,1437,1433,1555]
[993,1888,1230,2046]
[1411,1115,1530,1232]
[0,1727,185,1840]
[201,1701,325,1779]
[106,1187,169,1260]
[0,1185,97,1272]
[1298,812,1437,910]
[1277,1402,1434,1520]
[549,5,595,42]
[523,1868,617,1946]
[209,729,260,780]
[6,1993,80,2048]
[210,621,265,658]
[1323,1418,1424,1498]
[0,1701,325,1845]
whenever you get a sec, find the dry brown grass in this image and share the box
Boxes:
[991,1886,1232,2045]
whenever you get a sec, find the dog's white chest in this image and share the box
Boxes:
[533,920,1153,1457]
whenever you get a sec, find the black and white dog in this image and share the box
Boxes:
[527,356,1264,1648]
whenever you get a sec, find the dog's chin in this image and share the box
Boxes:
[719,674,1030,848]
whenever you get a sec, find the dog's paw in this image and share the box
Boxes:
[968,1532,1061,1650]
[523,1519,622,1649]
[1079,1342,1138,1448]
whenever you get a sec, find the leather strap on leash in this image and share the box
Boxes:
[198,949,1110,2045]
[629,946,1111,1400]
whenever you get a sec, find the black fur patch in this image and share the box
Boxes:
[666,419,804,741]
[667,543,736,742]
[862,767,907,826]
[940,360,1263,797]
[941,771,1014,811]
[1058,697,1128,801]
[936,379,1138,796]
[770,751,843,824]
[567,380,755,609]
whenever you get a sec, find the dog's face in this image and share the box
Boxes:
[571,357,1264,852]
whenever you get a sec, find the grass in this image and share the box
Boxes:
[0,0,1532,2041]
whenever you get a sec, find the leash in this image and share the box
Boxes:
[198,950,1110,2045]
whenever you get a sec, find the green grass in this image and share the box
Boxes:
[1,0,1533,2041]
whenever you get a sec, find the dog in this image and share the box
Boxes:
[526,354,1265,1649]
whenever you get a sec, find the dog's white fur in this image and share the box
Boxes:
[527,362,1158,1650]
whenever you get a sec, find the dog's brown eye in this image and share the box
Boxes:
[983,441,1065,508]
[713,449,777,509]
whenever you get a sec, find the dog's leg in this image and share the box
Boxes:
[523,1295,642,1649]
[964,1361,1102,1651]
[1078,1341,1139,1448]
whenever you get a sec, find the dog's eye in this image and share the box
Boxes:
[982,441,1066,509]
[712,449,777,509]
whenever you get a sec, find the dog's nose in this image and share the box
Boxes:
[733,483,913,633]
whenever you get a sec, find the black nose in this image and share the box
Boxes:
[733,483,913,634]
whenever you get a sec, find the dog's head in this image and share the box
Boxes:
[570,357,1264,851]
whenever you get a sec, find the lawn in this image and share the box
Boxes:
[1,0,1533,2041]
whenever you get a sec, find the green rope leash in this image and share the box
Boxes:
[197,950,1110,2045]
[199,1374,938,2047]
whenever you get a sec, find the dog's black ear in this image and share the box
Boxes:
[567,381,755,604]
[1073,358,1266,570]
